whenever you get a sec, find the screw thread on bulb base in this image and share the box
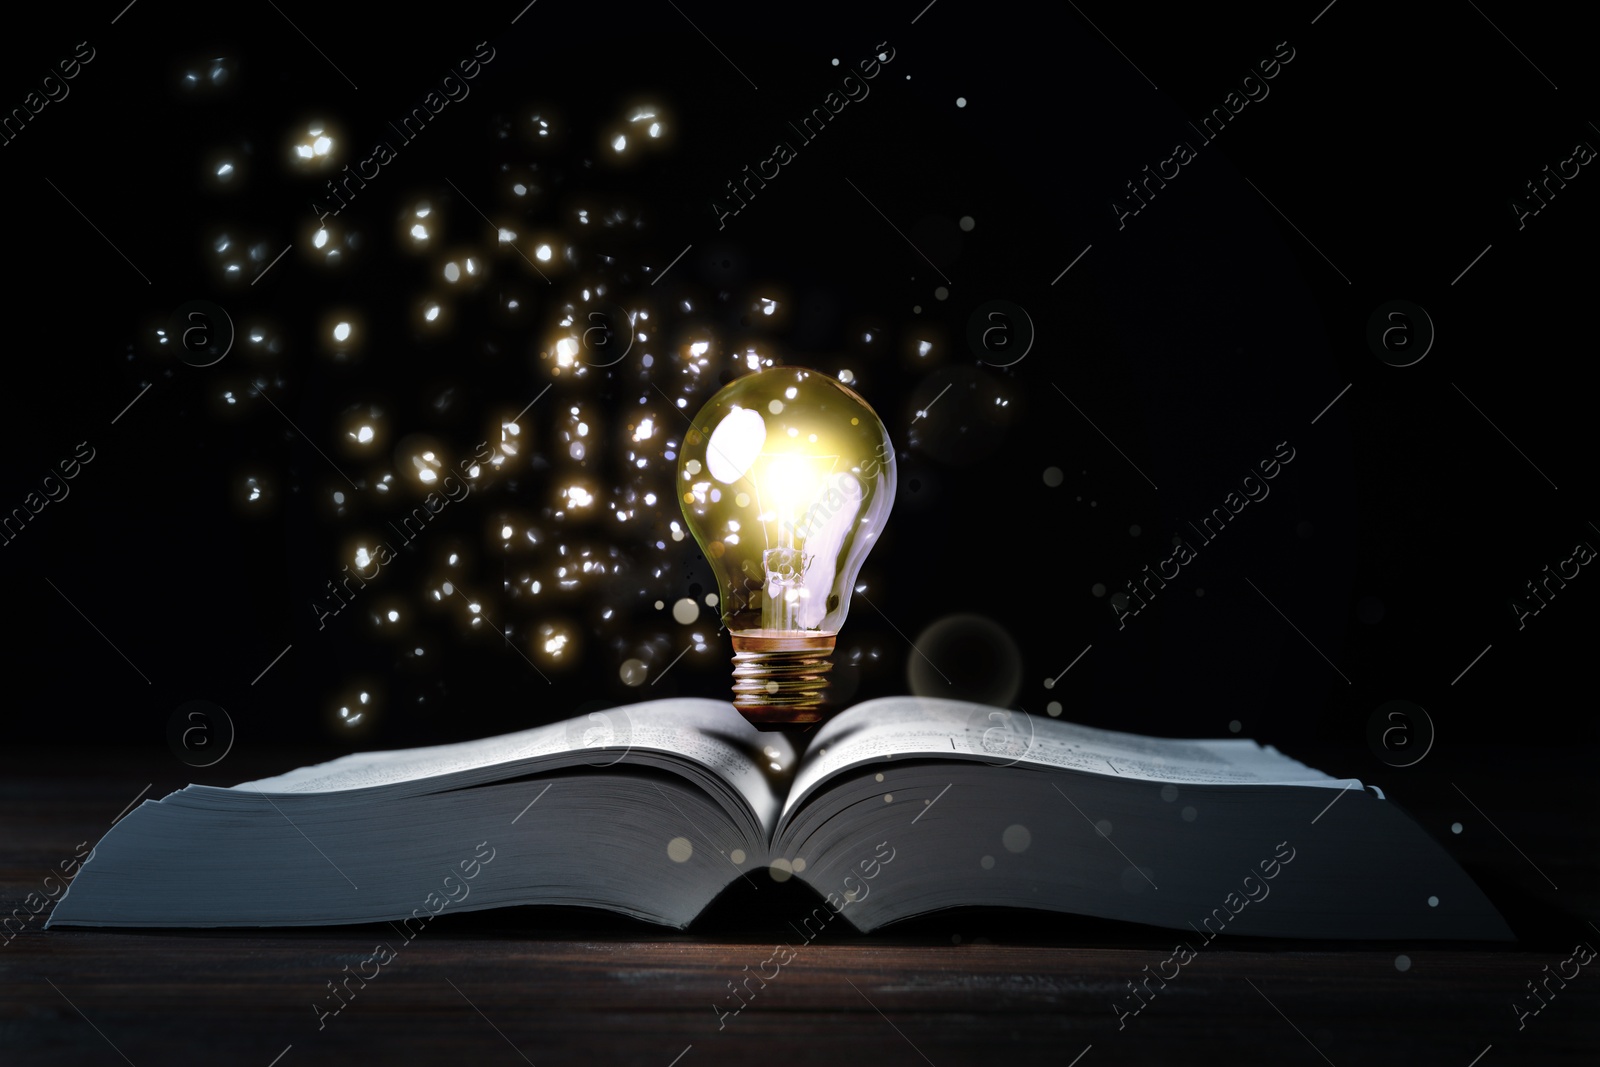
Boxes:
[729,630,836,724]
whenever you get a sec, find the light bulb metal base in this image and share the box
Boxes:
[729,629,836,725]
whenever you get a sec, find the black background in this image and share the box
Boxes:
[1,1,1594,796]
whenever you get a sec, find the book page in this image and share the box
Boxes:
[784,695,1355,820]
[230,699,795,832]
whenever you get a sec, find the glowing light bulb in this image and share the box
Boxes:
[678,366,895,726]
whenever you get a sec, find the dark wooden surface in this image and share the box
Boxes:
[2,745,1596,1066]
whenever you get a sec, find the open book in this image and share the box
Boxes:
[47,696,1512,939]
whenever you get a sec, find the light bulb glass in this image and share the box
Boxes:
[678,367,895,723]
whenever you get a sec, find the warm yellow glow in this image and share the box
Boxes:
[757,453,828,520]
[678,368,895,636]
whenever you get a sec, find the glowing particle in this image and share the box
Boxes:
[620,658,648,686]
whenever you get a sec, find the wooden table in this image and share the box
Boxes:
[3,746,1595,1066]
